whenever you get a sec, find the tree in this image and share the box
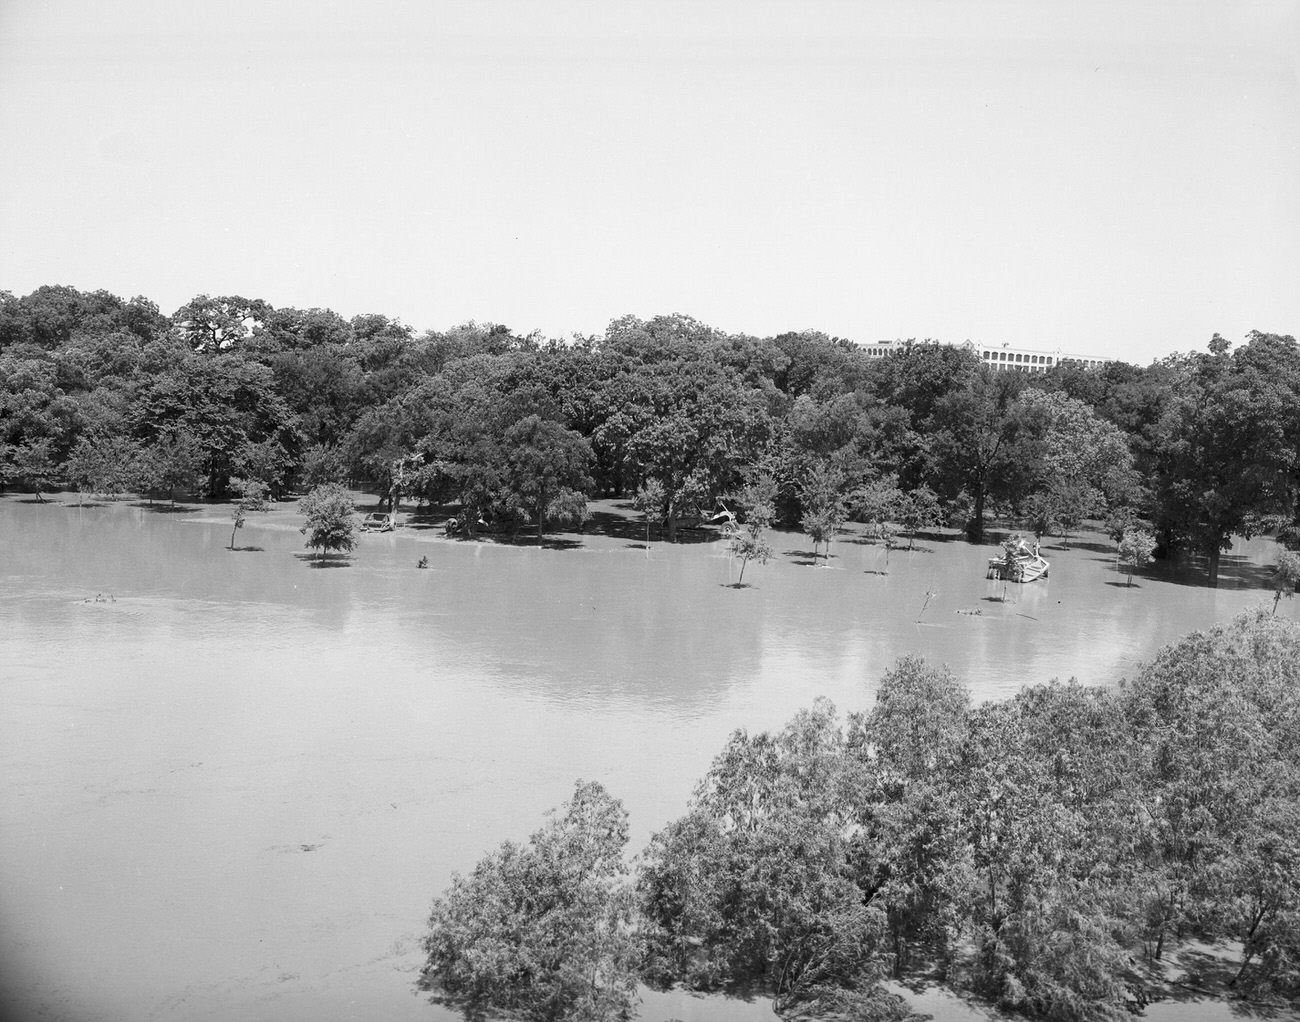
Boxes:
[633,478,665,545]
[1012,388,1139,523]
[234,437,292,501]
[1,437,60,501]
[1271,550,1300,615]
[726,474,776,587]
[619,357,773,542]
[771,330,858,399]
[960,691,1143,1020]
[133,352,299,497]
[299,482,357,555]
[299,443,346,488]
[852,475,904,544]
[229,477,270,550]
[1117,529,1156,586]
[925,371,1028,541]
[895,486,943,550]
[1121,611,1300,984]
[1022,476,1103,548]
[136,427,202,506]
[848,658,975,976]
[1147,334,1300,586]
[799,462,849,563]
[501,415,594,541]
[638,701,918,1020]
[419,781,640,1022]
[63,433,142,503]
[170,294,269,351]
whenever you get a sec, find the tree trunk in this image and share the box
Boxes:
[969,485,986,541]
[1207,544,1221,588]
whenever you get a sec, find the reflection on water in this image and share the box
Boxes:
[0,497,1292,1021]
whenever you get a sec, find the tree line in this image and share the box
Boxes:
[419,610,1300,1022]
[2,286,1299,583]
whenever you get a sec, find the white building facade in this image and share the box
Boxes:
[861,338,1110,372]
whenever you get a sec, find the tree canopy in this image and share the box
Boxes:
[2,285,1296,583]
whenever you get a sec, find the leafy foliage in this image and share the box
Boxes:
[4,286,1297,592]
[724,474,776,586]
[1117,529,1156,585]
[229,477,271,549]
[1274,550,1300,615]
[638,700,918,1020]
[299,482,358,554]
[420,781,641,1022]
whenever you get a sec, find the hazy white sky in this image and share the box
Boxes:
[2,1,1297,362]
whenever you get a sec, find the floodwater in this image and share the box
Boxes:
[0,495,1294,1022]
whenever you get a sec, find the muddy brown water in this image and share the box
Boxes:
[1,495,1295,1022]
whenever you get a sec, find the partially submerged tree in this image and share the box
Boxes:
[501,414,594,541]
[1117,528,1157,586]
[800,462,849,563]
[299,482,357,555]
[633,477,665,546]
[0,438,60,502]
[229,477,271,550]
[136,427,202,506]
[1122,610,1300,988]
[1273,550,1300,615]
[895,486,943,550]
[63,433,142,504]
[726,474,777,587]
[638,701,918,1020]
[420,780,640,1022]
[1147,334,1300,587]
[850,476,901,541]
[848,658,976,977]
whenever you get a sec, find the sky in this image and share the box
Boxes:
[1,1,1298,364]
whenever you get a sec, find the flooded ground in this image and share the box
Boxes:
[1,494,1295,1022]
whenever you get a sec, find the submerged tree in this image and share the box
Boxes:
[894,485,943,550]
[1147,333,1300,587]
[1122,610,1300,988]
[726,474,777,587]
[800,462,849,563]
[0,438,60,502]
[638,700,917,1020]
[136,427,202,506]
[299,482,357,555]
[1274,550,1300,615]
[1117,528,1157,586]
[848,657,975,977]
[229,477,271,550]
[501,414,594,541]
[63,433,143,504]
[633,477,665,546]
[419,780,640,1022]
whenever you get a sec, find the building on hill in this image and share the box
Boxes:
[861,338,1114,372]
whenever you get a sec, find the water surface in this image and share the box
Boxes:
[0,496,1292,1021]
